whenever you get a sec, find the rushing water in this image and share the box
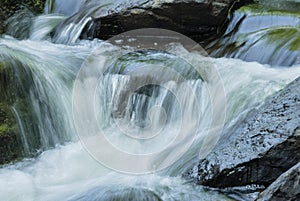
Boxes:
[207,1,300,66]
[1,1,300,201]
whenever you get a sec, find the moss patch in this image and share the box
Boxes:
[263,28,300,51]
[239,3,300,17]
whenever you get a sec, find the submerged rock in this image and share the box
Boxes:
[257,162,300,201]
[188,76,300,188]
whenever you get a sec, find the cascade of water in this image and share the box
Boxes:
[207,2,300,66]
[0,37,91,154]
[1,1,300,200]
[30,14,66,41]
[1,36,300,200]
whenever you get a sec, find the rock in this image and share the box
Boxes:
[0,63,22,164]
[77,0,238,42]
[257,162,300,201]
[0,120,21,164]
[187,76,300,188]
[0,0,45,34]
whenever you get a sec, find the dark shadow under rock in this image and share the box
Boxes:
[257,162,300,201]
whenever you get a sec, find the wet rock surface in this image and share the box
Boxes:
[188,76,300,188]
[78,0,238,42]
[257,162,300,201]
[0,0,45,34]
[0,63,22,164]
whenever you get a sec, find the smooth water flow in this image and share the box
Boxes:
[207,1,300,66]
[1,1,300,201]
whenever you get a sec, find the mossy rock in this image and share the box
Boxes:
[0,59,43,164]
[0,105,22,164]
[0,0,46,34]
[0,62,23,164]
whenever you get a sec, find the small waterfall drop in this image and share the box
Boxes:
[1,1,300,200]
[1,35,300,200]
[207,1,300,66]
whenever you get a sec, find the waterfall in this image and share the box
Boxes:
[1,1,300,201]
[0,37,91,154]
[1,35,300,200]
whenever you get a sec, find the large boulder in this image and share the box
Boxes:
[76,0,238,42]
[187,76,300,188]
[257,162,300,201]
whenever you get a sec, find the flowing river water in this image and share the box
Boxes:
[0,1,300,200]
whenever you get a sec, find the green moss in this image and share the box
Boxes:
[0,124,10,136]
[239,3,300,17]
[289,33,300,51]
[265,28,300,51]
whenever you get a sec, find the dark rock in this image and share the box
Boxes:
[78,0,238,42]
[257,162,300,201]
[0,0,46,34]
[0,63,22,164]
[187,76,300,188]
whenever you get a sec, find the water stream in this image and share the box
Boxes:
[1,1,300,201]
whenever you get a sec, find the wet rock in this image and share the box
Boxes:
[257,162,300,201]
[188,76,300,188]
[0,0,45,34]
[0,63,22,164]
[0,120,21,164]
[78,0,238,42]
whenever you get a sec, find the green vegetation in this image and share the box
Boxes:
[0,124,9,136]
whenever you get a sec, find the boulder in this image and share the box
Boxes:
[257,162,300,201]
[78,0,238,42]
[187,76,300,188]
